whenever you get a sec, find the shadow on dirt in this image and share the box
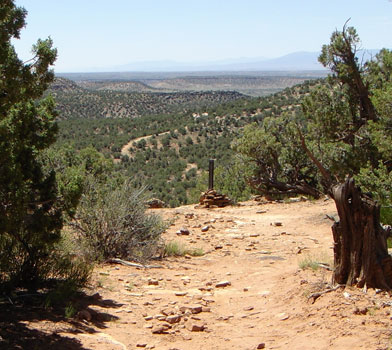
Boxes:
[0,290,123,350]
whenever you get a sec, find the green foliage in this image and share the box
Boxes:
[163,241,204,257]
[53,73,322,207]
[213,159,253,202]
[298,252,332,271]
[298,257,321,271]
[233,114,321,198]
[71,178,167,262]
[41,145,114,218]
[0,1,77,290]
[355,162,391,206]
[64,303,77,318]
[382,208,392,227]
[188,157,252,204]
[50,78,245,120]
[234,25,392,208]
[355,163,392,225]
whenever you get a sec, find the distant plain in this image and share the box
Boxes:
[58,70,328,97]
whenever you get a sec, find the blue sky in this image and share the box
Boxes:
[13,0,392,72]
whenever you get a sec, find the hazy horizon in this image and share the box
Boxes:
[13,0,392,73]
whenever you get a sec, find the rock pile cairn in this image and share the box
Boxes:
[145,198,166,208]
[199,189,232,208]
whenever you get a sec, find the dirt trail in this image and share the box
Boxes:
[21,199,392,349]
[120,131,170,157]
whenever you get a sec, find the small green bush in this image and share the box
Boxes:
[72,178,167,262]
[298,252,333,271]
[164,241,204,257]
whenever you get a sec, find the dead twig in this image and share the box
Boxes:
[316,262,332,271]
[325,214,337,223]
[308,284,343,304]
[107,258,163,269]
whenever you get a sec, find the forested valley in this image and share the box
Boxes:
[52,76,321,207]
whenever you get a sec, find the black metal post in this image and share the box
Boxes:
[208,159,214,190]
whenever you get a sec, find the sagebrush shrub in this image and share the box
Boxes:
[72,178,167,262]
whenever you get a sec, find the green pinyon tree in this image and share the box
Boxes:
[0,1,87,290]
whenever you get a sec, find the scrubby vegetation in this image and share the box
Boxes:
[4,0,391,299]
[53,76,321,206]
[0,1,168,298]
[235,24,392,289]
[163,241,204,257]
[0,1,89,293]
[50,78,246,120]
[71,179,167,262]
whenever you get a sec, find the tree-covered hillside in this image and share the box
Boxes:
[54,77,322,207]
[50,78,247,120]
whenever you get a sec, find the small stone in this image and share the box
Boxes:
[136,343,148,348]
[273,222,283,226]
[258,291,270,296]
[276,312,289,320]
[77,310,92,321]
[289,197,301,203]
[175,291,188,296]
[187,322,205,332]
[189,305,203,314]
[152,323,171,334]
[256,210,267,214]
[146,198,165,208]
[201,225,210,232]
[166,315,182,324]
[91,292,102,300]
[154,314,167,321]
[148,279,159,286]
[216,280,231,288]
[244,306,254,311]
[161,307,176,316]
[353,307,368,315]
[214,245,223,250]
[257,343,266,349]
[177,227,190,235]
[144,316,153,321]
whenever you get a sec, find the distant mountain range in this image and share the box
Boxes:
[103,52,323,72]
[85,49,382,73]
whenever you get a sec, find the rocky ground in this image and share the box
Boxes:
[3,198,392,350]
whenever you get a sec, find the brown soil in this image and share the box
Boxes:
[3,199,392,350]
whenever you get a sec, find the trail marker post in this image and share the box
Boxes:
[208,159,214,190]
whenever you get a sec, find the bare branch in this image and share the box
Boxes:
[296,125,334,190]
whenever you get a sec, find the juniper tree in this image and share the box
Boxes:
[0,0,63,288]
[235,24,392,289]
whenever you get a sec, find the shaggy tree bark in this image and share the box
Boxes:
[331,178,392,289]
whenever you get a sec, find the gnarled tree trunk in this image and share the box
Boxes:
[332,178,392,289]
